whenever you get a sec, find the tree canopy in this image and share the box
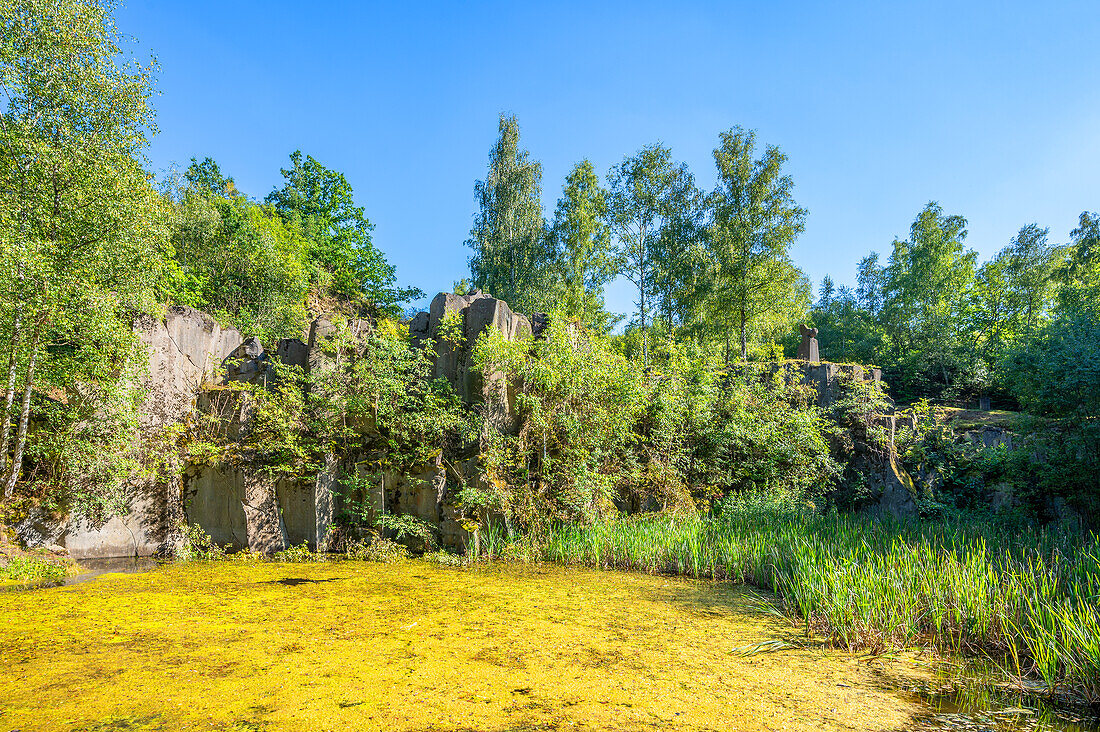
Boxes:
[466,114,554,314]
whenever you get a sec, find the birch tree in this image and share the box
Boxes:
[0,0,166,505]
[465,114,553,313]
[549,160,617,331]
[707,128,808,361]
[605,144,694,366]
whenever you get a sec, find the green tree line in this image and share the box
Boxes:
[466,114,1098,418]
[812,205,1098,414]
[466,116,811,367]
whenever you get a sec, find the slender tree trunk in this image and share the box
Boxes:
[665,287,675,344]
[739,306,748,360]
[4,318,41,499]
[0,309,22,467]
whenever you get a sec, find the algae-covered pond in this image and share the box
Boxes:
[0,561,1094,732]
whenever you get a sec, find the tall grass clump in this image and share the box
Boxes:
[543,493,1100,705]
[0,554,70,583]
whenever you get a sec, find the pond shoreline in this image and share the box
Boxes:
[3,555,1099,731]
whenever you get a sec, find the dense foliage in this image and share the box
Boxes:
[0,0,1094,546]
[467,324,844,533]
[0,0,1096,710]
[0,1,415,515]
[814,206,1099,410]
[0,0,166,517]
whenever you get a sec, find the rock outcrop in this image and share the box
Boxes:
[17,292,543,557]
[21,307,245,559]
[421,291,530,433]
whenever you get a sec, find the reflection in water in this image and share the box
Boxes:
[1,556,163,591]
[64,556,162,586]
[883,667,1100,731]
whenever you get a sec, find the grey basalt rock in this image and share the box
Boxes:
[752,360,883,409]
[963,427,1014,450]
[275,338,310,372]
[39,308,245,559]
[408,311,430,349]
[184,463,314,552]
[868,454,920,521]
[135,307,242,430]
[531,312,551,339]
[226,336,268,383]
[241,472,288,554]
[20,295,577,558]
[417,292,530,432]
[19,307,352,558]
[797,324,820,363]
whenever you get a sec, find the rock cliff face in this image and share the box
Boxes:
[14,293,925,558]
[412,291,532,433]
[18,293,536,557]
[18,307,245,559]
[382,292,538,547]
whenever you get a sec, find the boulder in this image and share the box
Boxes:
[226,336,268,383]
[868,454,919,520]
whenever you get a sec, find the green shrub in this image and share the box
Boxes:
[272,542,321,563]
[176,523,226,561]
[1,555,69,583]
[346,536,406,563]
[469,321,841,531]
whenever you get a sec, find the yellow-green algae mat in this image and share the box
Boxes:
[0,561,929,731]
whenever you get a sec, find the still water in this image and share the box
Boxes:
[0,560,1095,731]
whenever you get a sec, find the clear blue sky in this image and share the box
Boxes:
[118,1,1100,317]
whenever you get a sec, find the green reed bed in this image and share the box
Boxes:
[542,497,1100,704]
